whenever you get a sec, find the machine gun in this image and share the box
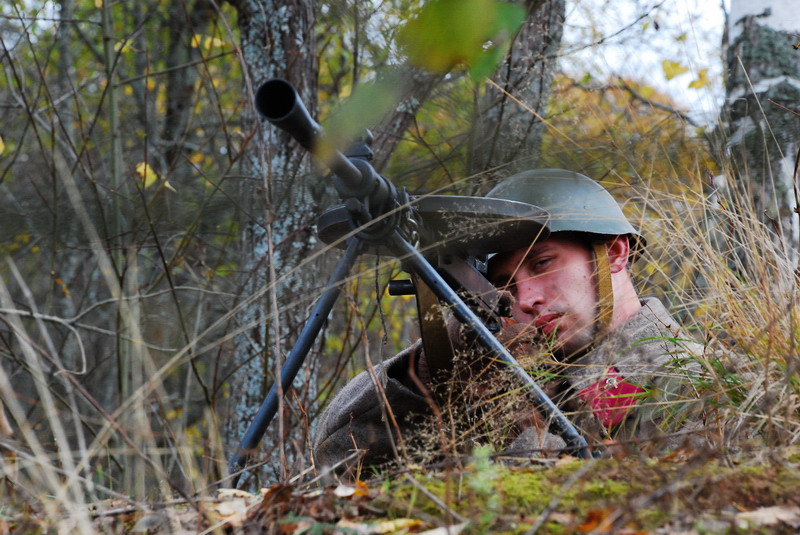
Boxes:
[227,79,593,486]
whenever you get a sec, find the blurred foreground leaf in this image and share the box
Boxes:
[397,0,525,80]
[319,73,402,158]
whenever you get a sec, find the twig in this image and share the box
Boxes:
[0,308,177,354]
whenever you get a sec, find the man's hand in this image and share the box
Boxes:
[414,290,546,390]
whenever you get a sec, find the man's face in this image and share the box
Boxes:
[487,234,598,358]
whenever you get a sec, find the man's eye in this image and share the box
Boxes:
[527,257,551,272]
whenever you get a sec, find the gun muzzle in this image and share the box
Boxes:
[255,79,320,151]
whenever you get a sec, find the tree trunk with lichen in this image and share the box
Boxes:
[469,0,566,182]
[722,0,800,250]
[224,0,323,482]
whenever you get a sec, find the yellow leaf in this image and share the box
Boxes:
[95,0,102,7]
[375,518,424,533]
[203,36,226,50]
[114,41,132,53]
[135,162,158,188]
[190,152,205,164]
[638,85,655,99]
[661,59,688,80]
[0,136,5,155]
[688,68,709,89]
[193,34,226,50]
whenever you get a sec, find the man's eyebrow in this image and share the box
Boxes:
[523,244,555,257]
[489,243,555,280]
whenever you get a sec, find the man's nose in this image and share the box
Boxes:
[515,277,543,314]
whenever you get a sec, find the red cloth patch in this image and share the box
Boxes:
[578,368,645,428]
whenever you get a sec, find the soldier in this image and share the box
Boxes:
[314,169,707,472]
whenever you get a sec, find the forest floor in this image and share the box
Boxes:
[7,446,800,534]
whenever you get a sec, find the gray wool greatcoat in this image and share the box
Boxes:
[314,298,708,471]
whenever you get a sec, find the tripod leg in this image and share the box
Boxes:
[227,238,363,486]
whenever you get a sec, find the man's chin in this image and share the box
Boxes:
[551,330,595,361]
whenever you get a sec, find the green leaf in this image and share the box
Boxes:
[398,0,524,78]
[469,45,505,81]
[469,2,526,81]
[661,59,689,80]
[320,73,402,158]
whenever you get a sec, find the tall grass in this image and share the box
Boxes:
[636,167,800,449]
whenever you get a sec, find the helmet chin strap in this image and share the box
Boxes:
[592,242,614,334]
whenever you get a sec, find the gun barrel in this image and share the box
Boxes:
[255,79,320,151]
[255,79,370,197]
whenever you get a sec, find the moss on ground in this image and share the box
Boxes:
[371,447,800,534]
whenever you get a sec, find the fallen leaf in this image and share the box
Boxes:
[548,512,577,525]
[736,505,800,528]
[213,499,248,518]
[259,484,293,510]
[375,518,424,533]
[334,484,356,498]
[354,479,370,497]
[336,518,370,533]
[417,523,467,535]
[217,488,254,499]
[577,507,614,533]
[688,68,709,89]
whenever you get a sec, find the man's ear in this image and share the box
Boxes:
[606,236,631,273]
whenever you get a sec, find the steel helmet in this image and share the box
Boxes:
[486,168,646,259]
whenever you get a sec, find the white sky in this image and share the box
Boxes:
[561,0,730,125]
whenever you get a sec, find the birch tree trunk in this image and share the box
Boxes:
[722,0,800,249]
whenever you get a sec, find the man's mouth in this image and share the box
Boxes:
[534,313,561,336]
